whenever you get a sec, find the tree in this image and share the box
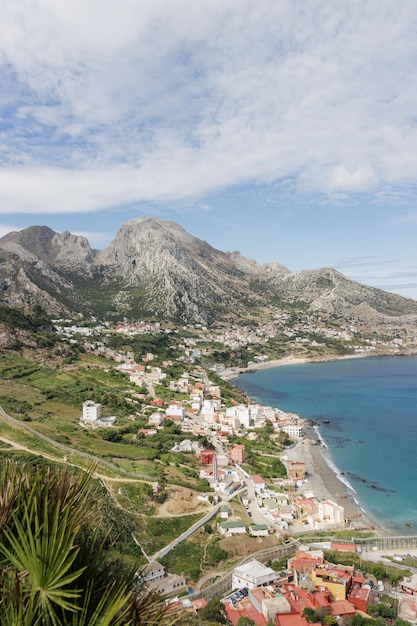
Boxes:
[199,597,227,624]
[304,608,320,623]
[0,460,171,625]
[237,618,256,626]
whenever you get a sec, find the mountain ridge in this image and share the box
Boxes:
[1,216,417,326]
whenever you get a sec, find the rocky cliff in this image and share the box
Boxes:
[1,216,417,326]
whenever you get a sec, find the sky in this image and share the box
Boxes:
[1,1,417,299]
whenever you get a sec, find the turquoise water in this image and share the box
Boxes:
[235,356,417,534]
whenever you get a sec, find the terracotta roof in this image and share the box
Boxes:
[330,600,356,616]
[251,474,266,484]
[192,598,208,611]
[225,598,267,626]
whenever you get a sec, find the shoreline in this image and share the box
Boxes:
[219,352,372,381]
[224,352,402,536]
[283,423,387,535]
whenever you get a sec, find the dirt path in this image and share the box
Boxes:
[0,435,62,462]
[155,485,211,517]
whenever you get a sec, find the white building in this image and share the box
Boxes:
[232,559,278,590]
[225,404,260,429]
[82,400,101,423]
[141,561,165,583]
[200,399,218,424]
[318,500,345,525]
[249,524,269,537]
[81,400,116,427]
[282,423,304,438]
[219,520,246,535]
[165,403,185,421]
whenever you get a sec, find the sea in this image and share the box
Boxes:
[235,355,417,535]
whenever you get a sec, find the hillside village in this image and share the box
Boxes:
[8,320,408,626]
[70,319,353,538]
[53,312,414,542]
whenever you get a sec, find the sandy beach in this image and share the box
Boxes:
[283,423,382,534]
[225,352,388,535]
[219,356,310,380]
[219,353,370,381]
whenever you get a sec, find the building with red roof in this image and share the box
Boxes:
[276,611,321,626]
[348,584,372,613]
[200,449,215,464]
[230,444,245,464]
[329,600,356,618]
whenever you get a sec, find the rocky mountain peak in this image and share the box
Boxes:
[0,226,94,267]
[1,216,417,325]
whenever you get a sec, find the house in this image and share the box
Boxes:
[282,424,304,438]
[220,504,230,519]
[232,559,278,590]
[191,598,208,613]
[289,551,325,588]
[293,497,317,521]
[348,583,372,613]
[281,584,331,615]
[150,398,165,407]
[141,561,165,583]
[398,573,417,595]
[200,399,219,424]
[249,524,269,537]
[286,461,306,482]
[139,561,186,598]
[81,400,116,427]
[329,600,356,619]
[148,573,187,597]
[318,500,345,525]
[251,474,266,493]
[224,586,291,626]
[138,428,157,437]
[310,565,353,601]
[200,449,215,465]
[219,520,246,535]
[230,444,245,464]
[276,612,321,626]
[148,412,165,427]
[82,400,101,423]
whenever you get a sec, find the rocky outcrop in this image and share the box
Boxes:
[1,216,417,325]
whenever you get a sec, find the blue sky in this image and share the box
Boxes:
[1,1,417,298]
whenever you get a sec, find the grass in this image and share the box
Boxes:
[106,482,156,516]
[110,458,159,480]
[160,540,204,580]
[133,513,205,556]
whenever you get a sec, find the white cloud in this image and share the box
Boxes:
[328,167,378,192]
[1,1,417,213]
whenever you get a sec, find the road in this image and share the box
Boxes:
[151,503,220,561]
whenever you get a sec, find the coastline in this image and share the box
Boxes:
[219,353,371,381]
[283,423,385,535]
[226,352,393,536]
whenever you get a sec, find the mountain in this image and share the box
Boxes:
[1,216,417,327]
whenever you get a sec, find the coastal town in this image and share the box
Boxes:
[71,315,372,537]
[39,315,417,625]
[1,310,417,625]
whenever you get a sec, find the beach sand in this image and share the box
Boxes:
[220,356,310,380]
[224,353,386,534]
[283,423,381,533]
[219,353,371,381]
